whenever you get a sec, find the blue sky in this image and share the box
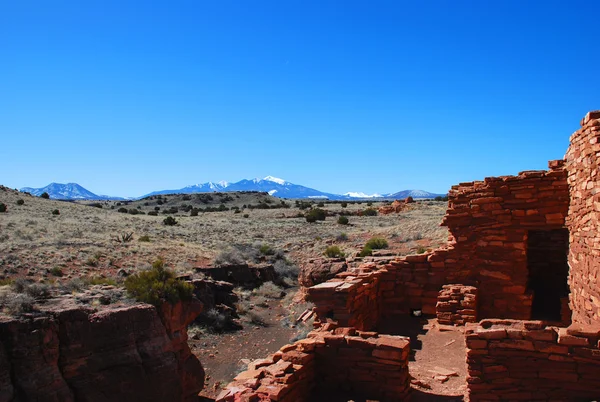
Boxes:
[1,1,599,197]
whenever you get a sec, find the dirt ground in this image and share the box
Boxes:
[193,297,311,399]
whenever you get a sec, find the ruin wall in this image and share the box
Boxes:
[466,319,600,401]
[565,111,600,325]
[216,325,410,402]
[309,166,569,329]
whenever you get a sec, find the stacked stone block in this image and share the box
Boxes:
[216,326,410,402]
[308,164,570,329]
[436,284,478,325]
[307,264,383,330]
[565,111,600,326]
[466,319,600,400]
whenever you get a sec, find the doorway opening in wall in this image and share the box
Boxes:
[526,229,570,321]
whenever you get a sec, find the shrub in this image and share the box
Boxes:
[305,208,326,223]
[337,216,349,225]
[259,244,274,256]
[317,202,325,207]
[128,208,139,215]
[365,237,388,249]
[416,246,427,254]
[243,214,249,218]
[363,208,377,216]
[124,259,194,306]
[359,246,373,257]
[147,211,158,216]
[163,216,178,226]
[190,208,199,217]
[273,260,299,280]
[336,232,348,241]
[324,245,345,258]
[118,207,128,213]
[40,192,50,199]
[214,248,245,266]
[25,283,51,299]
[0,203,6,213]
[50,266,64,277]
[85,257,99,267]
[139,235,151,242]
[254,282,284,299]
[16,199,24,205]
[52,209,60,215]
[2,293,35,315]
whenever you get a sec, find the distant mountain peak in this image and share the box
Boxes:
[262,176,287,185]
[343,191,383,198]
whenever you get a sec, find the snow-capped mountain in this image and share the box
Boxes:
[20,178,446,200]
[343,192,383,198]
[143,181,229,197]
[19,183,124,200]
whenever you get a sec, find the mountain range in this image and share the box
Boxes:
[19,176,445,201]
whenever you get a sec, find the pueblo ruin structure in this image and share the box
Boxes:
[218,111,600,401]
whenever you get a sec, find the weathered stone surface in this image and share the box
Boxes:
[0,299,204,402]
[299,258,348,288]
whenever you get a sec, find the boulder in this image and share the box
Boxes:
[299,258,348,288]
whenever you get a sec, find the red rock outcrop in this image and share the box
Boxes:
[378,200,407,215]
[298,258,347,288]
[0,299,204,402]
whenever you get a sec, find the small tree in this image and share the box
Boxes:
[52,209,60,215]
[305,208,326,223]
[0,203,6,213]
[40,192,50,199]
[124,259,194,306]
[163,216,178,226]
[337,216,349,225]
[16,199,24,205]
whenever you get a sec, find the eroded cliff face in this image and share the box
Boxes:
[0,299,204,402]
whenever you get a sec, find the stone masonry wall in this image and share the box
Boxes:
[309,164,569,329]
[216,325,410,402]
[565,111,600,325]
[436,284,478,326]
[466,319,600,401]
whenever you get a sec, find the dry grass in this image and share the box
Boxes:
[0,186,448,286]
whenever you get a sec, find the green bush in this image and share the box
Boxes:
[163,216,178,226]
[139,235,151,242]
[305,208,326,223]
[16,199,24,206]
[365,237,388,249]
[363,208,378,216]
[118,207,128,213]
[336,232,348,241]
[124,259,194,306]
[50,266,63,277]
[337,216,349,225]
[259,244,275,255]
[341,202,348,208]
[416,246,427,254]
[40,192,50,199]
[128,208,139,215]
[52,209,60,215]
[147,211,158,216]
[324,245,345,258]
[0,203,6,213]
[190,208,199,217]
[359,246,373,257]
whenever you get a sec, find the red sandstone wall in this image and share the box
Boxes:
[216,325,410,402]
[466,319,600,400]
[565,111,600,325]
[308,166,569,328]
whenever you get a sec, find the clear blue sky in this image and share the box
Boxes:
[1,1,599,197]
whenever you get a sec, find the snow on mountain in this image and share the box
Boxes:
[19,183,124,200]
[343,192,383,198]
[20,178,446,201]
[262,176,287,185]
